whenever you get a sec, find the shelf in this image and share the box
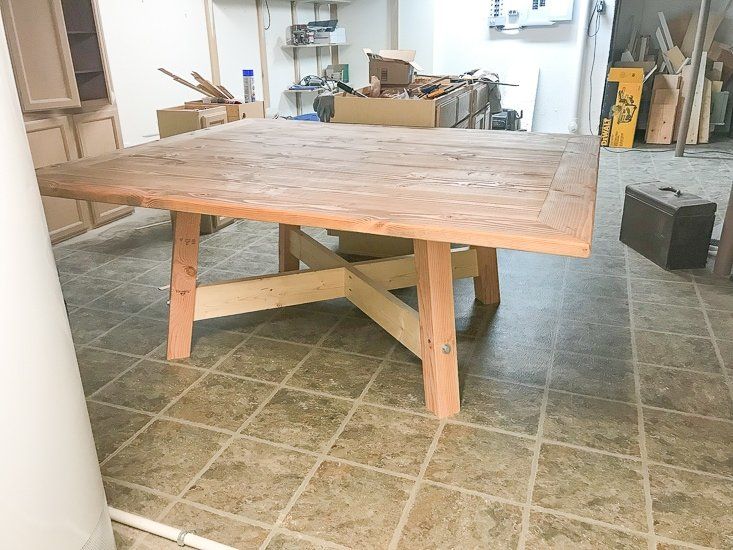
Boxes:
[284,88,325,94]
[292,0,351,4]
[67,30,97,35]
[75,69,104,75]
[283,43,348,49]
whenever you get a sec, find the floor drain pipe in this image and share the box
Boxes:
[109,508,236,550]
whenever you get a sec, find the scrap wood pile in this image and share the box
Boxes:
[610,4,733,147]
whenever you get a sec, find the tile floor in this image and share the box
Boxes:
[54,144,733,549]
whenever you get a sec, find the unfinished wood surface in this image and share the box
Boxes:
[472,246,500,305]
[167,212,201,360]
[36,119,599,258]
[699,79,713,144]
[646,88,681,144]
[279,224,301,272]
[414,240,459,418]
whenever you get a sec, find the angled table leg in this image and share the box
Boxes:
[279,224,301,272]
[472,246,500,305]
[414,240,460,418]
[167,212,201,360]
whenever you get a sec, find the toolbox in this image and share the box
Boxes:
[620,183,717,270]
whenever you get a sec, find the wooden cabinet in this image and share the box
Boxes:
[72,107,133,226]
[25,117,89,242]
[1,0,81,111]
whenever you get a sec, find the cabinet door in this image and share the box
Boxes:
[72,107,133,226]
[1,0,81,111]
[25,117,88,243]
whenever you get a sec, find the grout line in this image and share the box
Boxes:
[386,420,446,550]
[623,193,657,550]
[516,254,566,549]
[691,278,733,407]
[258,343,396,550]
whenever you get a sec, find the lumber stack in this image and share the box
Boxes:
[612,5,733,146]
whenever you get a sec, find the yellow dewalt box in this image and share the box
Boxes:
[600,68,644,148]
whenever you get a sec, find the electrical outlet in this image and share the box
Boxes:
[596,0,606,13]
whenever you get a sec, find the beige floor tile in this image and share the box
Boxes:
[243,389,352,452]
[329,405,438,476]
[92,317,168,356]
[634,331,720,372]
[266,533,332,549]
[322,316,396,358]
[87,401,151,462]
[707,309,733,341]
[94,360,202,413]
[102,420,227,494]
[398,484,522,549]
[632,303,710,338]
[532,444,647,530]
[103,479,173,517]
[550,351,636,402]
[639,365,733,419]
[543,391,640,455]
[698,283,733,311]
[184,438,314,523]
[137,503,268,549]
[457,377,544,435]
[257,309,341,345]
[467,341,551,386]
[650,465,733,549]
[166,373,273,430]
[150,328,246,369]
[364,361,427,413]
[525,512,648,549]
[426,423,534,501]
[216,336,311,382]
[284,461,411,548]
[68,308,129,345]
[288,349,382,398]
[644,408,733,477]
[77,348,138,396]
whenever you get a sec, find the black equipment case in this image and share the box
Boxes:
[620,183,717,270]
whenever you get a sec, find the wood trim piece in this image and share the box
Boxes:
[1,0,81,111]
[414,239,460,418]
[255,0,271,108]
[204,0,221,86]
[167,212,201,360]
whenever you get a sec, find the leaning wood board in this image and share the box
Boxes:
[35,119,599,257]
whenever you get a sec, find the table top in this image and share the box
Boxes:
[36,119,599,256]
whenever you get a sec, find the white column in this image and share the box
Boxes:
[0,16,115,550]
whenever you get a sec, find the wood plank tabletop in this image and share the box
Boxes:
[36,119,600,256]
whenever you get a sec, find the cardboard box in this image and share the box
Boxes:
[157,105,228,138]
[184,100,265,123]
[331,83,472,128]
[365,49,421,86]
[600,68,644,148]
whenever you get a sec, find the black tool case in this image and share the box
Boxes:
[620,183,717,270]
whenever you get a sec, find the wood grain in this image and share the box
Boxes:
[414,239,460,418]
[36,119,599,258]
[279,224,301,272]
[472,246,500,305]
[167,212,201,359]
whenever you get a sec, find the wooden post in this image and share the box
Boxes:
[279,224,301,272]
[472,246,500,305]
[167,212,201,360]
[204,0,221,86]
[675,0,712,157]
[414,240,460,418]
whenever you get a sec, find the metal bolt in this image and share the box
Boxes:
[441,344,452,354]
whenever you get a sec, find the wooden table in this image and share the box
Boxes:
[36,119,599,418]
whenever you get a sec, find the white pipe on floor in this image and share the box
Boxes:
[108,507,236,550]
[569,0,595,133]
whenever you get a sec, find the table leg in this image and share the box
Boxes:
[279,224,301,272]
[472,246,500,305]
[167,212,201,360]
[414,239,460,418]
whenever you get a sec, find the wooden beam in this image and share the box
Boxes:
[472,246,500,305]
[279,224,301,272]
[289,228,346,269]
[344,269,421,357]
[194,267,346,320]
[167,212,201,360]
[204,0,221,86]
[255,0,271,108]
[414,240,460,418]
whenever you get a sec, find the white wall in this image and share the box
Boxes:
[338,0,393,88]
[413,0,615,133]
[97,0,211,146]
